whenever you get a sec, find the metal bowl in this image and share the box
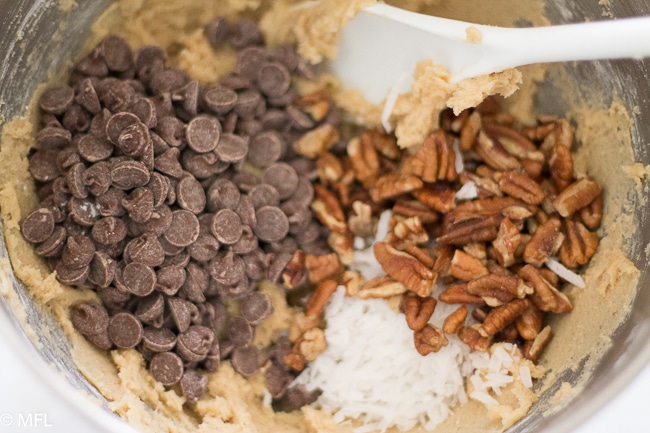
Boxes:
[0,1,648,432]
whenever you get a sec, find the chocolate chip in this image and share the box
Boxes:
[125,233,165,267]
[187,233,220,262]
[129,98,157,129]
[87,252,116,288]
[134,45,167,81]
[75,47,108,77]
[203,339,221,372]
[286,105,315,130]
[61,235,95,269]
[181,150,226,179]
[261,109,290,131]
[277,385,320,412]
[37,126,73,148]
[154,148,184,179]
[229,315,254,347]
[34,226,67,257]
[69,197,100,226]
[237,46,269,80]
[208,250,245,285]
[248,131,284,168]
[262,162,298,200]
[21,208,55,244]
[257,62,290,98]
[184,115,220,153]
[106,112,140,145]
[150,352,184,386]
[150,68,188,96]
[231,225,258,255]
[146,173,168,207]
[135,293,165,327]
[101,35,133,72]
[179,370,208,403]
[233,90,262,118]
[272,44,299,72]
[267,252,293,283]
[206,178,240,211]
[86,330,114,350]
[122,187,154,223]
[178,262,208,304]
[122,262,156,297]
[111,160,151,190]
[231,346,259,377]
[62,104,91,133]
[240,291,273,325]
[214,133,248,163]
[176,325,214,362]
[204,16,229,50]
[91,217,127,245]
[29,149,60,182]
[176,176,206,214]
[40,85,75,114]
[155,266,186,296]
[266,363,293,399]
[77,134,113,163]
[254,206,289,242]
[242,248,267,281]
[248,184,280,209]
[80,162,110,197]
[94,189,125,218]
[168,297,199,332]
[141,204,173,236]
[142,327,177,352]
[229,19,264,49]
[75,78,102,114]
[173,80,200,118]
[159,241,187,261]
[70,302,109,336]
[108,312,142,349]
[55,261,89,285]
[210,209,242,245]
[291,175,315,206]
[96,285,131,309]
[117,122,151,157]
[203,85,237,115]
[163,210,200,247]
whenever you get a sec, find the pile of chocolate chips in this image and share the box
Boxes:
[20,17,338,403]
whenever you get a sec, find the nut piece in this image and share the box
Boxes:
[327,231,354,266]
[518,265,573,314]
[492,218,521,267]
[515,304,544,341]
[305,279,339,319]
[369,173,423,203]
[357,275,407,299]
[311,184,347,233]
[347,132,380,188]
[281,250,306,290]
[448,249,489,281]
[467,274,530,305]
[296,327,327,362]
[523,325,553,361]
[479,298,531,337]
[374,241,437,297]
[341,270,365,297]
[411,184,456,213]
[458,324,491,352]
[305,253,343,284]
[402,294,437,331]
[523,217,563,267]
[400,130,457,182]
[293,124,339,158]
[439,282,484,305]
[497,170,545,205]
[348,200,376,238]
[385,216,429,250]
[552,178,602,217]
[413,325,448,356]
[392,199,439,224]
[443,305,468,334]
[558,219,599,269]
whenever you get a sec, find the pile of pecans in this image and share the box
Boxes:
[19,17,342,403]
[295,98,602,363]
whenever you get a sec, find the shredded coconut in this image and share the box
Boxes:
[455,181,478,201]
[545,257,586,288]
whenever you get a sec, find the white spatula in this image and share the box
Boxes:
[329,4,650,104]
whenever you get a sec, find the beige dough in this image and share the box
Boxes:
[0,0,642,432]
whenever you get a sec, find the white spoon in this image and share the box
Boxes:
[329,3,650,104]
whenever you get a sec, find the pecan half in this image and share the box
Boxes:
[558,219,599,269]
[341,270,364,297]
[348,200,376,238]
[523,325,553,361]
[293,124,339,158]
[402,294,437,331]
[374,241,437,297]
[311,184,347,233]
[357,275,407,299]
[393,199,439,224]
[579,193,603,230]
[541,119,574,192]
[385,216,429,250]
[523,217,563,267]
[296,327,327,362]
[479,298,531,337]
[497,170,545,205]
[448,249,489,281]
[458,324,491,352]
[411,183,456,213]
[369,130,401,160]
[281,250,306,289]
[443,305,468,334]
[347,132,380,188]
[439,282,484,304]
[467,274,530,306]
[327,231,354,265]
[492,218,521,267]
[459,111,481,151]
[552,178,602,217]
[305,253,343,284]
[461,171,502,198]
[305,279,339,319]
[401,130,457,182]
[475,129,520,171]
[518,264,573,314]
[414,325,448,355]
[437,216,499,245]
[315,152,343,184]
[483,123,544,162]
[515,304,544,340]
[369,173,423,203]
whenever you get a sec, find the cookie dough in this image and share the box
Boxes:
[0,1,642,433]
